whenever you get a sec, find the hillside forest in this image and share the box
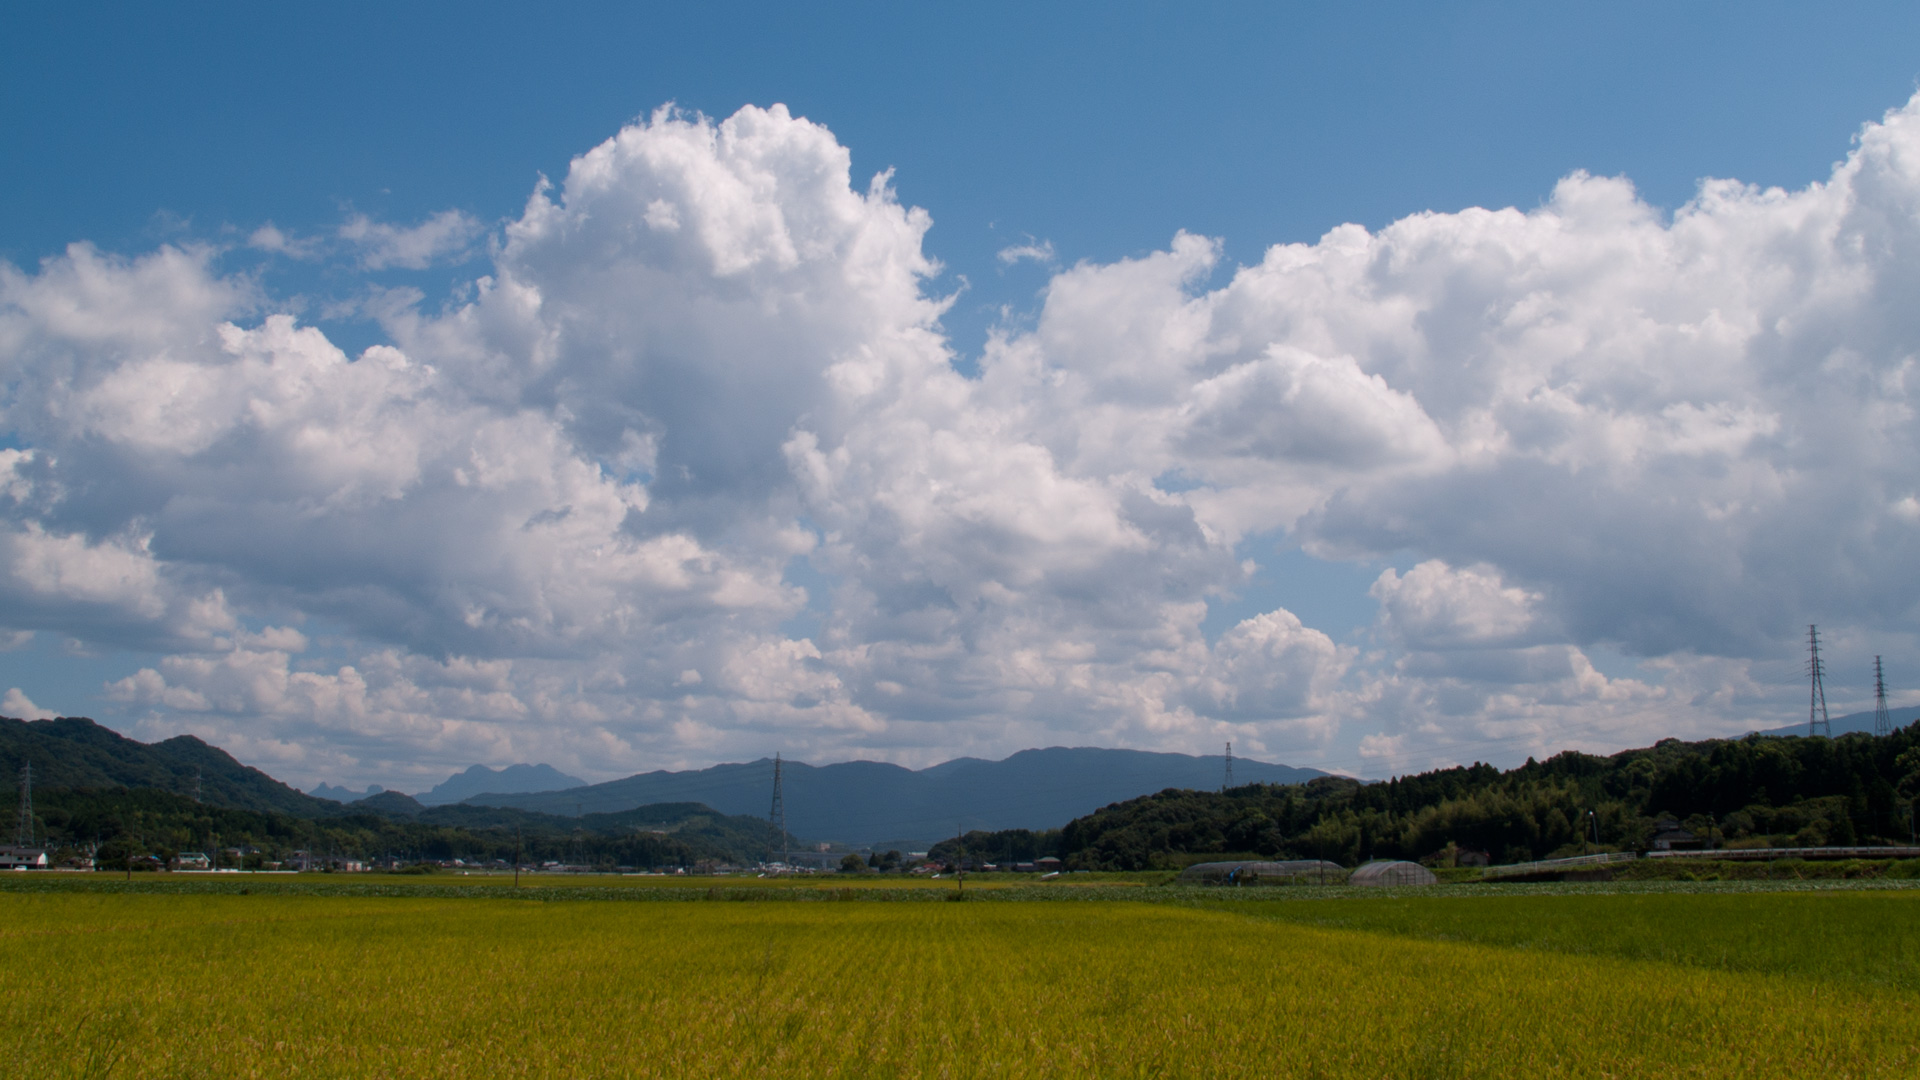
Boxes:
[932,728,1920,871]
[1,717,790,869]
[24,788,789,871]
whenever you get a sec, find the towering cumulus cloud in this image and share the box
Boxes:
[4,97,1919,785]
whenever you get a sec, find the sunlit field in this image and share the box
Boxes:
[4,880,1916,1078]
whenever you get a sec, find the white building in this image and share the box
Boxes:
[0,846,48,869]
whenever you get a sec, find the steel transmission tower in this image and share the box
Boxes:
[1807,624,1831,737]
[1875,656,1893,737]
[767,753,787,868]
[14,761,34,847]
[1222,742,1234,793]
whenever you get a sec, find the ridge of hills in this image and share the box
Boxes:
[465,746,1329,847]
[337,795,786,862]
[0,715,1323,847]
[11,711,1920,872]
[1757,705,1920,738]
[343,795,784,859]
[1017,716,1920,870]
[26,785,788,868]
[0,715,341,817]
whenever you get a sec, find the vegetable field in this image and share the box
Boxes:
[4,881,1916,1078]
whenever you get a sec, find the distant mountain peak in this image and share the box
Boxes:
[310,782,384,802]
[416,762,586,806]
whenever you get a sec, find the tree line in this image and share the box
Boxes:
[934,727,1920,871]
[22,787,781,870]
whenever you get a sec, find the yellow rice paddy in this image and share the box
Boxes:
[3,888,1913,1078]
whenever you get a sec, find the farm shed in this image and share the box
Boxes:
[1177,860,1344,885]
[1348,860,1437,886]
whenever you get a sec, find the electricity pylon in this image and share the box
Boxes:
[1874,656,1893,737]
[13,761,34,847]
[767,753,787,868]
[1808,624,1831,737]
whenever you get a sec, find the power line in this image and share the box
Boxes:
[1222,741,1233,793]
[1874,655,1893,737]
[1808,624,1831,738]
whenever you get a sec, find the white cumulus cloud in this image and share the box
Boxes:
[340,210,485,270]
[2,687,56,720]
[5,93,1920,786]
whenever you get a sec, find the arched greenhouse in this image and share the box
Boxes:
[1347,860,1438,887]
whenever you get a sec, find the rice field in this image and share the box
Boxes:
[1238,888,1920,991]
[3,880,1916,1078]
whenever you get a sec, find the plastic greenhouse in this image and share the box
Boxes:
[1347,860,1438,887]
[1176,860,1345,885]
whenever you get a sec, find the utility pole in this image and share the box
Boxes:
[1807,624,1831,737]
[767,753,786,870]
[1874,656,1893,737]
[1222,741,1234,793]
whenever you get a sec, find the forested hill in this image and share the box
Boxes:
[938,726,1920,871]
[0,715,339,817]
[24,787,789,869]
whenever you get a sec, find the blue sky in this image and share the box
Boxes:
[12,4,1919,334]
[4,4,1920,790]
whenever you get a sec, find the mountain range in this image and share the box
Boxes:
[310,765,585,806]
[463,747,1328,847]
[0,715,1321,845]
[23,706,1913,851]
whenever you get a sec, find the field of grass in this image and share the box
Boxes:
[3,878,1916,1078]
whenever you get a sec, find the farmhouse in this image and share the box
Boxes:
[1649,820,1702,851]
[0,846,47,869]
